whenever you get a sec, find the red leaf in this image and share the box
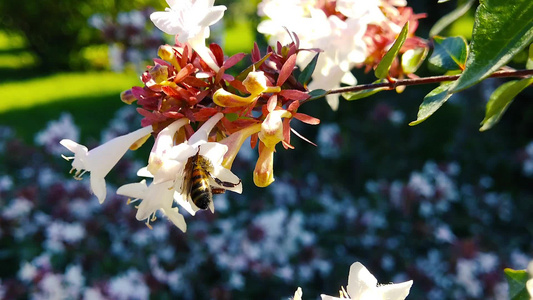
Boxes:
[131,86,146,99]
[252,42,261,62]
[194,108,219,121]
[279,89,310,101]
[162,111,184,119]
[180,45,190,67]
[224,53,247,69]
[222,73,235,82]
[183,76,210,88]
[250,133,258,149]
[209,43,224,66]
[293,113,320,125]
[277,53,297,86]
[287,100,300,111]
[175,64,195,82]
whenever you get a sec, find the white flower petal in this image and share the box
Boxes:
[347,262,378,298]
[87,126,153,177]
[188,113,223,145]
[136,181,174,221]
[199,142,228,165]
[90,175,107,204]
[166,143,196,161]
[161,207,187,232]
[60,139,88,155]
[376,280,413,300]
[117,180,148,199]
[150,11,183,35]
[137,167,154,178]
[151,119,189,158]
[152,160,183,184]
[174,191,198,216]
[320,295,342,300]
[199,6,227,27]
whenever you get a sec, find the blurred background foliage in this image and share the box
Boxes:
[0,0,532,299]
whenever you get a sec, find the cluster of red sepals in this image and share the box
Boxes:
[121,35,320,149]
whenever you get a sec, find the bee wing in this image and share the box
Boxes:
[178,157,194,199]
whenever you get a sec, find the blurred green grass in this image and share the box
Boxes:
[0,20,256,143]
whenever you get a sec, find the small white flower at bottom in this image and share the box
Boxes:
[321,262,413,300]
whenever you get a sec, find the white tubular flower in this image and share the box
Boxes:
[150,0,226,71]
[140,113,242,216]
[60,126,153,204]
[321,262,413,300]
[117,179,187,232]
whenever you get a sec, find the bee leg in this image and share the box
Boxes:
[214,177,242,188]
[212,188,226,195]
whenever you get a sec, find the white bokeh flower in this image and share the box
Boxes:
[321,262,413,300]
[150,0,226,71]
[60,125,153,203]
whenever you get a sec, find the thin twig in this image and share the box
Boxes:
[327,69,533,95]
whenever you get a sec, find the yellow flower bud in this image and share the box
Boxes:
[253,146,275,187]
[243,71,268,95]
[158,45,175,62]
[258,110,292,149]
[149,64,169,84]
[213,88,258,108]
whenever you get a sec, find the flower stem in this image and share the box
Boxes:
[327,69,533,95]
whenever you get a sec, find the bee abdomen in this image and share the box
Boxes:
[190,169,212,210]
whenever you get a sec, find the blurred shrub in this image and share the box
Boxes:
[0,0,163,71]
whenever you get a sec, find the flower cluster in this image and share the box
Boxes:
[257,0,428,109]
[61,0,321,230]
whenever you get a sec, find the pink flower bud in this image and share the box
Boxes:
[149,64,169,84]
[120,89,137,104]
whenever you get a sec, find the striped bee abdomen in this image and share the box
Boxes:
[189,163,212,210]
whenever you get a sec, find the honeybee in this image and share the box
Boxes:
[182,150,241,210]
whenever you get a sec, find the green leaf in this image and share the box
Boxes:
[504,268,530,300]
[307,89,328,101]
[298,53,319,86]
[428,36,468,70]
[527,43,533,69]
[235,53,272,82]
[342,80,388,101]
[375,22,409,79]
[429,0,475,37]
[409,82,455,126]
[401,47,429,74]
[451,0,533,92]
[224,113,239,122]
[479,77,533,131]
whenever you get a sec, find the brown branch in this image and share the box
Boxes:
[326,69,533,95]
